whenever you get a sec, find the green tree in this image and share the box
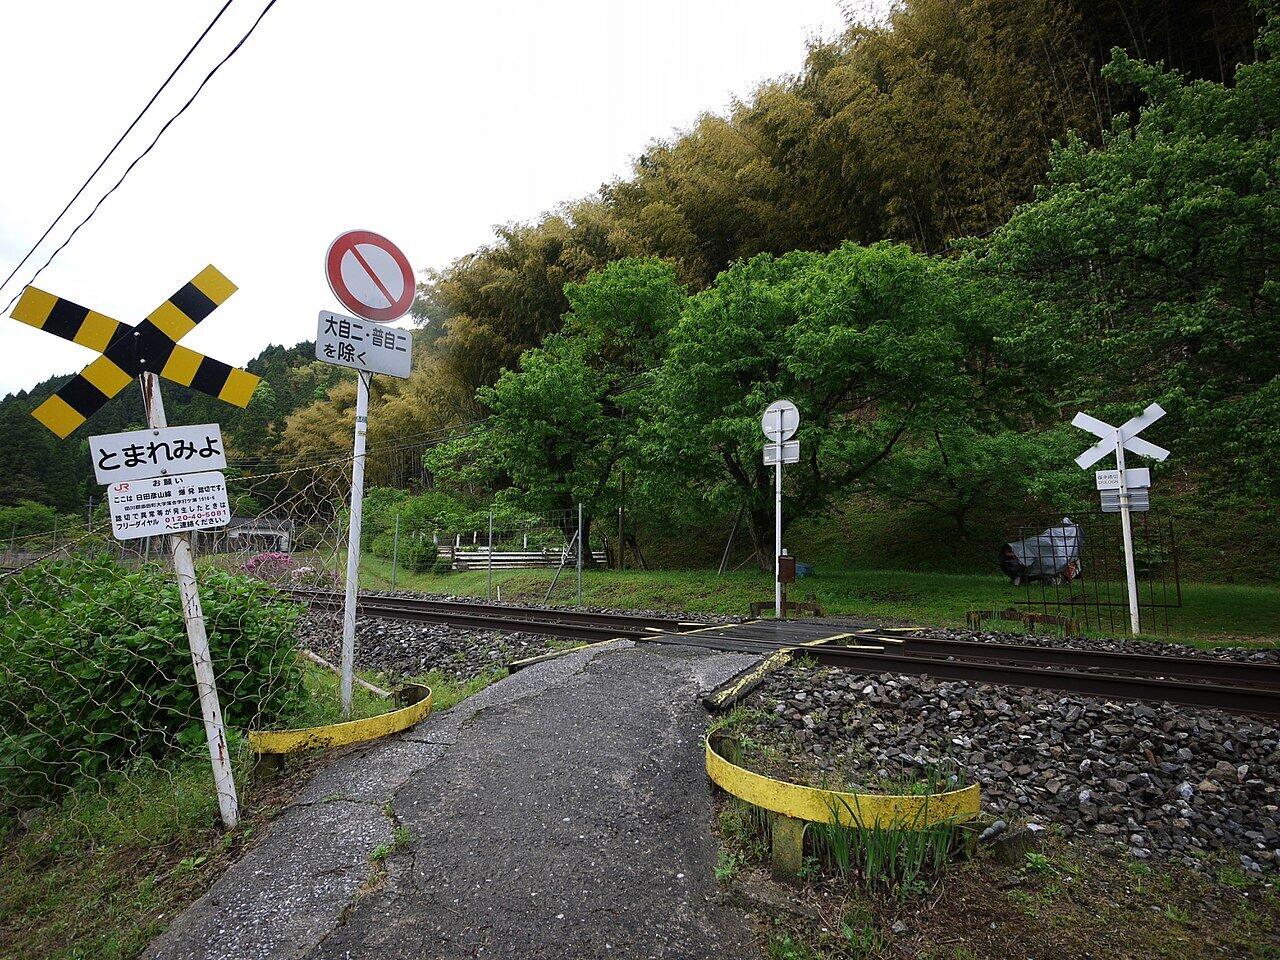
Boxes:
[431,259,685,560]
[976,10,1280,498]
[644,243,981,568]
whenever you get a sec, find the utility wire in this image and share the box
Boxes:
[3,0,282,314]
[0,0,237,306]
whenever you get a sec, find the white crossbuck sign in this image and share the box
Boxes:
[1072,403,1171,469]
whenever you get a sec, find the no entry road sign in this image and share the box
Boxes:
[326,230,415,322]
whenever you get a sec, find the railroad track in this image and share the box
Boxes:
[280,589,1280,717]
[282,587,701,642]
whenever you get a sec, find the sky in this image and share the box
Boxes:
[0,0,874,397]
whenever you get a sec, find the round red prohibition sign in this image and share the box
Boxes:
[326,229,415,322]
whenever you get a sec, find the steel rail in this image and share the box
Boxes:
[275,589,1280,716]
[284,588,695,634]
[634,632,1280,717]
[890,635,1280,688]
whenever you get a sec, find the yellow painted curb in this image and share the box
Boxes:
[706,734,980,828]
[249,684,432,755]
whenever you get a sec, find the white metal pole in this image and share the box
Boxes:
[391,512,399,591]
[1114,433,1141,635]
[775,460,783,619]
[774,408,784,619]
[340,371,371,718]
[576,502,583,604]
[141,373,239,829]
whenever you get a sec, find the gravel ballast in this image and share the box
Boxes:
[737,629,1280,875]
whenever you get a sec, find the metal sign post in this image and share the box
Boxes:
[322,230,416,717]
[339,369,371,715]
[1072,403,1171,636]
[141,372,239,828]
[761,400,800,619]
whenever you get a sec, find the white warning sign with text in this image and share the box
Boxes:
[90,424,226,484]
[315,310,412,378]
[106,471,231,541]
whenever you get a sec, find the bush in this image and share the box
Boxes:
[0,556,305,812]
[431,555,454,575]
[398,538,438,572]
[243,551,295,583]
[370,532,396,560]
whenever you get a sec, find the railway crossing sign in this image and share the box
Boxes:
[1070,402,1171,636]
[7,267,255,830]
[1072,403,1170,469]
[10,266,260,438]
[325,230,415,322]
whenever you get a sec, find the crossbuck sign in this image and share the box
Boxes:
[1071,402,1171,635]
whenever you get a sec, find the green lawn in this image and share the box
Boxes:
[359,556,1280,646]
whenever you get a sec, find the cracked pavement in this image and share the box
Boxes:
[145,640,762,960]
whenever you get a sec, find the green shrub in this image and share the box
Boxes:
[398,538,439,573]
[431,555,453,575]
[370,532,396,560]
[0,556,304,813]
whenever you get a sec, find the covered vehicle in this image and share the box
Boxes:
[999,518,1082,585]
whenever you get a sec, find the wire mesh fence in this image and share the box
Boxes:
[997,509,1181,635]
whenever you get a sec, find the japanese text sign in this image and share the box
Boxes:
[316,310,412,378]
[90,424,226,484]
[106,471,230,540]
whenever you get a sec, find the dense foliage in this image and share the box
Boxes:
[0,557,304,809]
[0,0,1272,577]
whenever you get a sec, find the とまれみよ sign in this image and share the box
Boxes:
[90,423,226,484]
[105,471,230,540]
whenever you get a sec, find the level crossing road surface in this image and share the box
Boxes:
[146,640,763,960]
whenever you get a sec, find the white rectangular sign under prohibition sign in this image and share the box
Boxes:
[316,310,411,379]
[106,471,230,540]
[90,423,226,484]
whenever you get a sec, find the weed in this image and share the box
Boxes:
[1024,852,1056,875]
[767,932,823,960]
[807,792,959,895]
[715,848,746,882]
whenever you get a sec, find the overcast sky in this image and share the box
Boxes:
[0,1,870,397]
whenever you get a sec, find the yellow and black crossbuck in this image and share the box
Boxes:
[11,266,260,438]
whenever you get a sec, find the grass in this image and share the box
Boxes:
[0,749,259,960]
[359,556,1280,645]
[0,657,499,960]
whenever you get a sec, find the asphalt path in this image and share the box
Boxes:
[147,639,761,960]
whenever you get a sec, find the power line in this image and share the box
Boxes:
[0,0,237,306]
[3,0,283,314]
